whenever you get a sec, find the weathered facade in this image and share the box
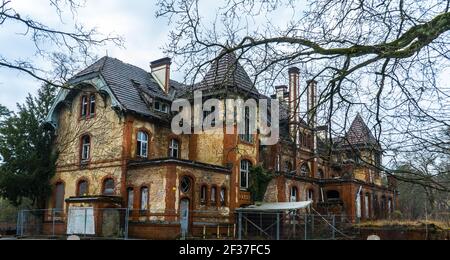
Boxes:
[45,53,398,239]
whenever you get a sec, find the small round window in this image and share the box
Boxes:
[180,176,192,193]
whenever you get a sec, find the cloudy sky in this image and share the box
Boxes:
[0,0,182,110]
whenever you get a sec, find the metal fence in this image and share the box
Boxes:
[236,211,357,240]
[16,208,129,240]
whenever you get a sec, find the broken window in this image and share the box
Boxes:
[127,188,134,210]
[137,131,149,158]
[169,139,180,158]
[211,186,217,206]
[327,190,340,201]
[290,187,298,202]
[180,176,192,193]
[307,189,314,202]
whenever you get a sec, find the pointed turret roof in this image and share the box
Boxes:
[196,51,259,95]
[343,114,380,149]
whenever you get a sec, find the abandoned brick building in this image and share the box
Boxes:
[44,52,398,239]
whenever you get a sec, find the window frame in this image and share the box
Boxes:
[240,160,251,190]
[290,186,298,202]
[81,135,91,162]
[127,187,134,210]
[140,187,149,213]
[200,185,208,205]
[77,180,89,197]
[169,139,180,158]
[103,178,115,196]
[137,131,149,158]
[300,164,310,177]
[210,186,217,206]
[220,187,227,206]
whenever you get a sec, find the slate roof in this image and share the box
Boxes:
[69,56,185,119]
[337,114,380,149]
[195,52,260,95]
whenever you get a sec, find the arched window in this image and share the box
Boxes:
[307,189,314,202]
[180,176,192,193]
[54,183,65,211]
[365,193,370,218]
[300,164,310,177]
[81,94,96,118]
[200,185,208,205]
[220,187,227,206]
[137,131,149,158]
[103,178,115,196]
[77,180,88,197]
[290,187,298,202]
[140,187,149,211]
[285,161,293,173]
[127,188,134,210]
[81,135,91,162]
[169,139,180,158]
[240,160,251,189]
[210,186,217,206]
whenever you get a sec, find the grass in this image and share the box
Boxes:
[355,220,450,231]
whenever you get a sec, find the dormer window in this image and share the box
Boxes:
[80,94,96,119]
[155,101,169,113]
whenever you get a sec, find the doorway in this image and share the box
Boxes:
[180,199,190,238]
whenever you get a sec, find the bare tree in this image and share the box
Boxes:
[156,0,450,190]
[0,0,122,87]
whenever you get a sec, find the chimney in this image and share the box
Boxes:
[288,67,300,139]
[150,57,172,94]
[275,85,288,101]
[307,80,318,128]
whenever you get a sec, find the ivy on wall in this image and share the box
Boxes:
[248,166,274,202]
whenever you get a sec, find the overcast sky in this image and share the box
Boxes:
[0,0,181,111]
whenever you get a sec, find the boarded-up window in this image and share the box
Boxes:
[140,187,149,211]
[55,183,65,211]
[127,188,134,210]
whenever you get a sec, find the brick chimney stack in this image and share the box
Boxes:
[307,80,318,128]
[288,67,300,139]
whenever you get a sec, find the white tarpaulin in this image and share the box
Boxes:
[67,207,95,235]
[236,201,312,212]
